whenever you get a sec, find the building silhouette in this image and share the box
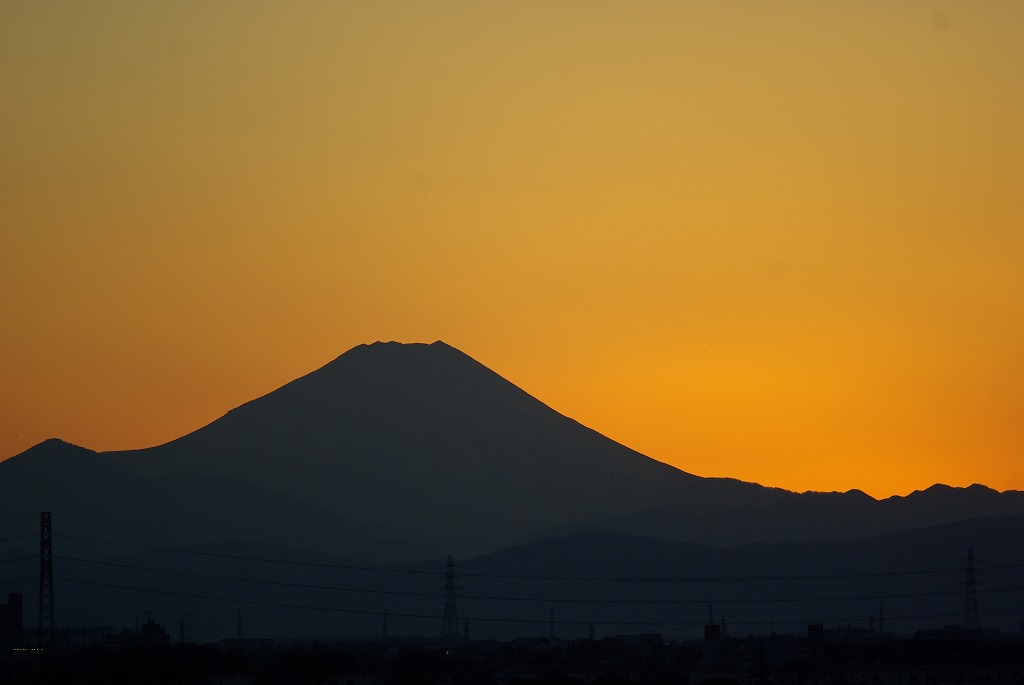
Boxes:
[103,615,170,649]
[0,593,24,650]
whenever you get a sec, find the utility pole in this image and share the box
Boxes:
[963,548,980,630]
[38,512,55,650]
[441,554,459,654]
[180,614,193,644]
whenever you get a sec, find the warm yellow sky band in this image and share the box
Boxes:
[2,2,1021,498]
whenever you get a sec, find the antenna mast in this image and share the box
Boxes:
[441,554,459,653]
[38,512,56,650]
[963,548,980,630]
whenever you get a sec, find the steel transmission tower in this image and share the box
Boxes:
[179,614,194,644]
[963,547,980,630]
[441,554,459,653]
[38,511,56,649]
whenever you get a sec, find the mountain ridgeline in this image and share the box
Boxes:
[4,341,1024,639]
[4,341,1024,556]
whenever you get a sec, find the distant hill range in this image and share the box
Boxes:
[3,341,1024,557]
[5,341,1024,638]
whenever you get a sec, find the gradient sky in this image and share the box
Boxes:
[2,2,1021,498]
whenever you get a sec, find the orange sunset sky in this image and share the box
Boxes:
[1,2,1021,498]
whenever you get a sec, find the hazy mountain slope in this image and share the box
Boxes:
[102,341,1024,549]
[107,342,796,547]
[0,439,366,559]
[17,515,1021,642]
[8,342,1024,556]
[456,516,1024,637]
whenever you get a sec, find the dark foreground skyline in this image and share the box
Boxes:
[3,612,1024,685]
[2,343,1023,646]
[2,513,1022,645]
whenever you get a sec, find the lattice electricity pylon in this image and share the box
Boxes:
[179,613,194,644]
[441,554,459,653]
[962,547,980,630]
[38,511,56,649]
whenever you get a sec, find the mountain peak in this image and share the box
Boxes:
[9,340,1024,562]
[15,438,95,460]
[359,339,452,349]
[108,339,700,546]
[315,340,485,386]
[339,339,463,362]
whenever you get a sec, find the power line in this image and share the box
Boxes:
[0,534,36,544]
[54,534,439,576]
[39,519,1024,633]
[55,534,1011,583]
[50,575,1024,629]
[56,555,440,599]
[54,576,444,622]
[0,555,37,565]
[0,576,36,585]
[0,516,40,524]
[56,513,496,552]
[53,555,1024,607]
[50,512,1024,554]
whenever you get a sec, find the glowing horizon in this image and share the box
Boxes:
[2,2,1022,499]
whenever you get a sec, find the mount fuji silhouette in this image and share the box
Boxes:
[109,340,734,548]
[4,341,1024,558]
